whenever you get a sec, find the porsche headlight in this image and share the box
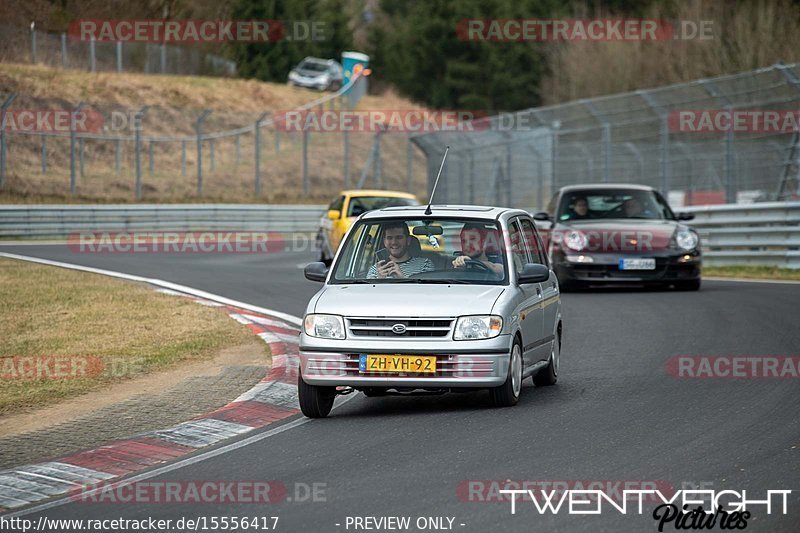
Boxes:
[454,315,503,340]
[675,229,699,251]
[304,314,345,339]
[563,230,588,252]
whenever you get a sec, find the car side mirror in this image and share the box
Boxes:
[677,212,695,221]
[533,212,551,221]
[327,209,341,220]
[304,262,329,282]
[518,263,550,284]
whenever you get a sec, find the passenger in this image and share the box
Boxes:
[367,221,434,279]
[452,222,504,275]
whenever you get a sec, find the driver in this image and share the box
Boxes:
[452,223,504,275]
[367,221,434,278]
[622,196,653,218]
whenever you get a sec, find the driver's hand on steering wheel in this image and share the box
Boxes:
[451,255,470,269]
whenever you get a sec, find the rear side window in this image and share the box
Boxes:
[519,218,547,266]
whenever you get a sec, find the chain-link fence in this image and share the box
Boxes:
[0,74,429,203]
[0,24,236,76]
[412,62,800,210]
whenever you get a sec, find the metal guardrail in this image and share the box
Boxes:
[682,201,800,268]
[0,204,326,239]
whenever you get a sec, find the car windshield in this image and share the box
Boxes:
[347,196,418,217]
[298,60,328,72]
[331,218,508,285]
[556,189,675,221]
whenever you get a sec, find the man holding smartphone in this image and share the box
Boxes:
[367,221,434,279]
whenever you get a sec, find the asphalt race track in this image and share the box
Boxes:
[2,244,799,532]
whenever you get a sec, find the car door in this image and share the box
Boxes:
[509,218,545,368]
[520,217,559,349]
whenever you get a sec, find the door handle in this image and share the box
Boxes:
[536,287,542,296]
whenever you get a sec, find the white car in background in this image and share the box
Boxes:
[288,57,344,91]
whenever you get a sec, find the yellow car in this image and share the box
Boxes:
[317,190,420,265]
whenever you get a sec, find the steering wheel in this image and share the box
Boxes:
[463,258,493,273]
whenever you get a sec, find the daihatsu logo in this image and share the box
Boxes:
[391,324,407,335]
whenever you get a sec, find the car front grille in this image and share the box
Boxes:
[346,317,454,339]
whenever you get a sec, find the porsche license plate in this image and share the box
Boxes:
[359,354,436,373]
[619,258,656,270]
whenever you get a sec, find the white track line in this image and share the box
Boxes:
[703,276,800,285]
[0,251,359,517]
[0,252,301,326]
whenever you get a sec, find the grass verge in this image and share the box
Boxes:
[0,257,265,415]
[703,265,800,281]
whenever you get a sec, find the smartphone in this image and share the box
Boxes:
[376,248,389,263]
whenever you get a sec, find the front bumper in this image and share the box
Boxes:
[552,249,701,284]
[299,334,513,388]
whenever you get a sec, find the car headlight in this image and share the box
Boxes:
[675,229,699,251]
[453,315,503,340]
[304,314,345,339]
[563,230,587,252]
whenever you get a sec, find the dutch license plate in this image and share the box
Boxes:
[359,354,436,373]
[619,258,656,270]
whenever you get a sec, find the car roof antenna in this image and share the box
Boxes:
[425,145,450,216]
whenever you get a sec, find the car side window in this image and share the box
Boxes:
[329,195,345,212]
[508,220,528,275]
[519,218,546,266]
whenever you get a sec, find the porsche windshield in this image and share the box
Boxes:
[331,218,509,285]
[557,189,675,222]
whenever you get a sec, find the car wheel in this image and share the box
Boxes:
[675,279,701,291]
[490,341,522,407]
[533,328,560,386]
[362,388,388,397]
[558,279,580,292]
[298,374,335,418]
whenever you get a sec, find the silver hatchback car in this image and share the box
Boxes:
[299,205,562,417]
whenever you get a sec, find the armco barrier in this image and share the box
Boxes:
[0,204,326,239]
[682,201,800,268]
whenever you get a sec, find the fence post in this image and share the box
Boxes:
[148,140,154,175]
[89,37,96,72]
[134,105,148,200]
[116,41,123,72]
[209,139,215,172]
[639,90,670,198]
[468,150,475,204]
[30,23,37,64]
[78,138,85,177]
[343,128,350,188]
[114,138,121,175]
[375,130,383,188]
[701,80,736,203]
[195,110,211,196]
[181,140,187,176]
[160,44,166,73]
[0,94,16,188]
[235,134,240,165]
[41,136,47,174]
[550,121,560,196]
[254,112,267,196]
[274,128,280,152]
[406,137,413,192]
[61,33,67,67]
[69,101,85,194]
[505,143,513,206]
[302,128,310,195]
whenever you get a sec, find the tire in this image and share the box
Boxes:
[675,279,701,291]
[490,341,522,407]
[362,388,388,397]
[533,328,560,387]
[558,279,581,292]
[298,374,335,418]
